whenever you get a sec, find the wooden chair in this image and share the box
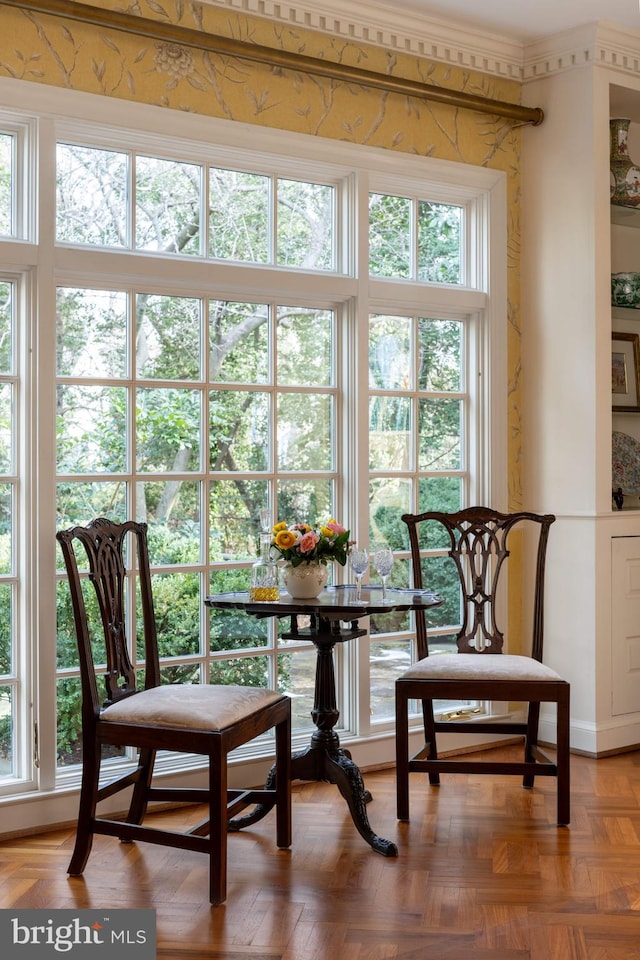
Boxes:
[57,517,291,904]
[395,507,570,826]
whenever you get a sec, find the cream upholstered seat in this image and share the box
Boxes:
[395,507,570,826]
[400,653,564,683]
[102,683,285,729]
[57,517,291,905]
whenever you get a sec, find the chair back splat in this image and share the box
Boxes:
[57,517,291,905]
[395,507,570,827]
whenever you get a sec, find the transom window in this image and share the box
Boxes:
[56,143,336,269]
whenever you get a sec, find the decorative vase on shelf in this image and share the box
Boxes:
[282,562,328,599]
[610,118,640,207]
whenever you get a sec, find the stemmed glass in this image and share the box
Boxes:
[349,547,369,604]
[372,545,394,603]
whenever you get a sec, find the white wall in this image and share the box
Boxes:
[522,32,640,754]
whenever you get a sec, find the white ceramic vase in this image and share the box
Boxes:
[282,562,328,599]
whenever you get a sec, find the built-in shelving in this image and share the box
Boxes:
[611,203,640,227]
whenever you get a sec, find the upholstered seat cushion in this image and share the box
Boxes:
[400,653,563,682]
[101,684,286,730]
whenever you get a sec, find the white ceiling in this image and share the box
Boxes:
[372,0,640,42]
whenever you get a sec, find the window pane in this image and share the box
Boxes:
[57,288,127,379]
[56,143,128,247]
[159,664,200,684]
[277,394,332,471]
[210,608,269,655]
[136,294,201,380]
[209,168,269,263]
[0,133,12,236]
[0,385,11,473]
[277,179,334,270]
[210,390,268,471]
[369,192,411,278]
[135,155,201,255]
[277,479,333,523]
[418,317,462,391]
[210,300,269,383]
[369,478,411,548]
[209,655,269,687]
[139,481,201,563]
[0,586,12,671]
[147,573,201,660]
[369,315,411,390]
[422,554,460,626]
[277,647,315,733]
[57,385,127,473]
[56,482,127,535]
[56,578,103,669]
[369,395,411,471]
[209,478,268,562]
[136,387,201,473]
[418,398,462,470]
[370,638,411,721]
[57,676,84,767]
[417,476,462,515]
[0,282,12,374]
[278,307,333,386]
[0,486,12,575]
[417,201,462,283]
[0,685,12,777]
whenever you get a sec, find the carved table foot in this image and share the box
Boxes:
[323,749,397,857]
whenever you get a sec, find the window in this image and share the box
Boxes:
[0,278,18,781]
[0,88,506,821]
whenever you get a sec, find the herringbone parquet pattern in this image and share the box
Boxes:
[1,746,640,959]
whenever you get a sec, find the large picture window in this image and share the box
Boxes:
[0,87,506,824]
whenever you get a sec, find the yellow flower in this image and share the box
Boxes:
[275,530,297,549]
[272,521,287,533]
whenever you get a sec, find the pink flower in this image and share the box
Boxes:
[325,520,346,535]
[299,531,320,554]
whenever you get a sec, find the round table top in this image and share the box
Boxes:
[205,584,442,619]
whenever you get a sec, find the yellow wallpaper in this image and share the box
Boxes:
[0,0,523,510]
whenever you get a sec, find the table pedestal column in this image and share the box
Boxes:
[230,614,397,857]
[290,626,396,857]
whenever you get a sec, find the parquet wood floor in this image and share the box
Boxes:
[1,746,640,959]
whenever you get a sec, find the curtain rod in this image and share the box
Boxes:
[1,0,544,126]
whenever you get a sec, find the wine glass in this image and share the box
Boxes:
[349,547,369,603]
[372,545,394,602]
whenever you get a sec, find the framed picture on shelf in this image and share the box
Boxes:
[612,332,640,411]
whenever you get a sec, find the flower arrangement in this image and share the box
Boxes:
[271,519,350,567]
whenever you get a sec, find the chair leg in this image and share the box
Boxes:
[275,713,292,849]
[125,747,156,828]
[523,701,540,789]
[209,742,227,906]
[396,687,410,820]
[556,691,571,826]
[68,738,101,876]
[422,698,440,786]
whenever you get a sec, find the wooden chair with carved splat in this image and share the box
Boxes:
[395,507,570,826]
[56,517,291,904]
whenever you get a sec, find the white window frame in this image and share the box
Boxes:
[0,77,507,833]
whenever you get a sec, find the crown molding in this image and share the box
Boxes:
[522,20,640,82]
[197,0,526,79]
[198,1,640,84]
